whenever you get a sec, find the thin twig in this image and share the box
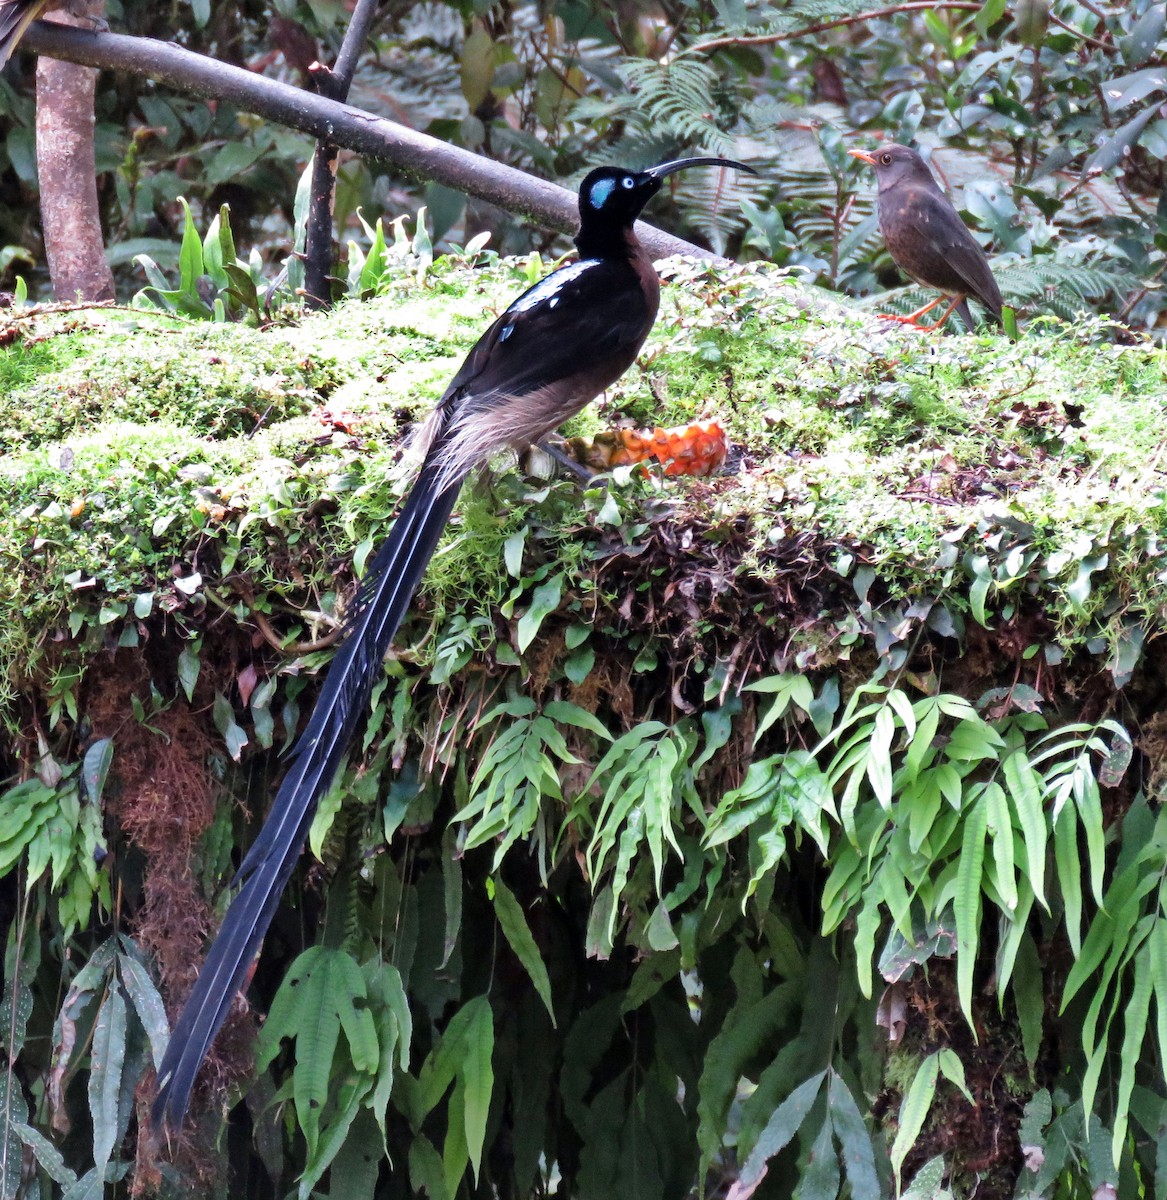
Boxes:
[682,2,979,56]
[1116,259,1167,322]
[1074,0,1114,22]
[526,32,585,100]
[1048,11,1113,52]
[330,0,379,92]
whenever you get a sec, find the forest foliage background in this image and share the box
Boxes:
[2,1,1167,1199]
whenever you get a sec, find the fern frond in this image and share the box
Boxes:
[615,58,739,155]
[994,259,1137,319]
[856,256,1137,324]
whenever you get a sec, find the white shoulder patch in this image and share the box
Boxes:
[507,260,598,315]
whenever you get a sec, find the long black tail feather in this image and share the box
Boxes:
[152,457,464,1129]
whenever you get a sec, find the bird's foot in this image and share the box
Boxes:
[531,439,597,481]
[877,312,931,329]
[877,292,964,333]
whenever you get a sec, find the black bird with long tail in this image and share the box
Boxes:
[152,155,754,1129]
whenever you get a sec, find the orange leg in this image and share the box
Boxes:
[877,293,965,331]
[914,294,966,332]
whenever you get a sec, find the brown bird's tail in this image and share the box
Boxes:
[151,451,464,1130]
[955,295,1004,333]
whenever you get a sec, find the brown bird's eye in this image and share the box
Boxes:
[881,153,893,165]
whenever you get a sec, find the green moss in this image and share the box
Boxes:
[3,255,1167,721]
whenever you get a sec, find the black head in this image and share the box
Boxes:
[848,143,936,194]
[576,156,755,257]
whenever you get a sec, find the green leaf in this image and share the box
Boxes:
[954,799,987,1031]
[309,775,345,859]
[734,1071,827,1194]
[177,641,201,703]
[364,961,405,1128]
[491,879,556,1026]
[254,946,380,1158]
[1084,102,1161,177]
[212,690,248,762]
[936,1048,973,1104]
[175,197,208,311]
[257,945,324,1070]
[1061,862,1147,1011]
[11,1121,78,1189]
[61,1167,104,1200]
[866,705,895,808]
[543,699,612,741]
[748,672,814,744]
[974,0,1006,37]
[891,1053,939,1190]
[516,575,562,652]
[1113,942,1154,1166]
[797,1113,840,1200]
[983,781,1017,912]
[1072,760,1107,906]
[332,953,379,1075]
[325,1107,382,1200]
[223,262,260,317]
[828,1071,880,1200]
[1054,808,1083,955]
[88,981,127,1176]
[564,645,595,684]
[117,950,170,1070]
[461,996,495,1183]
[299,1074,373,1199]
[1002,751,1047,908]
[294,975,337,1157]
[1149,919,1167,1074]
[409,1134,451,1200]
[440,828,462,970]
[503,528,526,577]
[697,977,802,1170]
[853,885,883,999]
[1011,929,1044,1068]
[416,996,485,1118]
[81,738,114,805]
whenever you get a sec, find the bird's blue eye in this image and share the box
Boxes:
[621,176,635,189]
[589,179,615,208]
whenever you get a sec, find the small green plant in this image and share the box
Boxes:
[134,198,282,322]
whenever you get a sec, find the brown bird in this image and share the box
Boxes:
[849,143,1004,333]
[0,0,93,67]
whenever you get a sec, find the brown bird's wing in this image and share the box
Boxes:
[895,184,1003,326]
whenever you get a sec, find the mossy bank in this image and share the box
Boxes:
[2,255,1165,1200]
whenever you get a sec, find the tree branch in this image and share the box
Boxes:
[682,2,980,55]
[20,22,709,263]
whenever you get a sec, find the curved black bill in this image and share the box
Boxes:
[645,156,758,180]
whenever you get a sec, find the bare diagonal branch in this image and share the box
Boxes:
[21,22,710,264]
